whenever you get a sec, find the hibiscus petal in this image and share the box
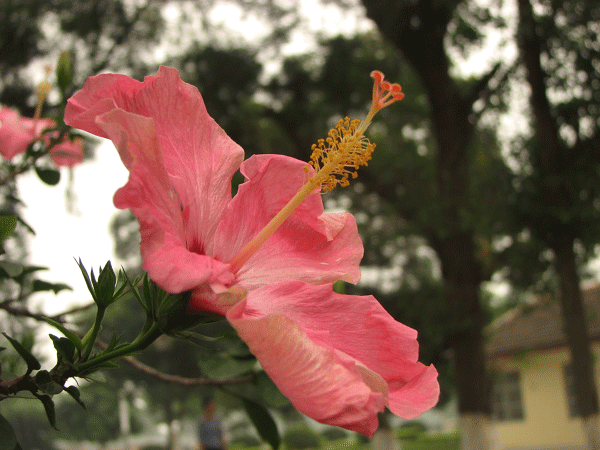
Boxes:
[228,301,385,436]
[0,107,55,160]
[49,137,84,167]
[96,107,234,293]
[65,66,245,249]
[213,154,363,288]
[227,281,439,435]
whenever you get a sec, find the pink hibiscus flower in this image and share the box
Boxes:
[64,66,439,436]
[0,106,55,161]
[49,136,84,167]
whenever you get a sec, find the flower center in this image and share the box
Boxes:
[227,71,404,273]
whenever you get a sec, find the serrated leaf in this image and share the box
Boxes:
[34,394,57,429]
[0,414,18,450]
[34,370,63,395]
[50,334,76,363]
[35,167,60,185]
[42,317,83,351]
[241,397,280,450]
[0,216,17,240]
[65,385,86,409]
[2,333,40,373]
[32,279,72,294]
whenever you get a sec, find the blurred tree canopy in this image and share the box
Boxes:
[2,0,600,448]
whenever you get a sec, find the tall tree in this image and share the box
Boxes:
[515,0,600,447]
[357,1,511,448]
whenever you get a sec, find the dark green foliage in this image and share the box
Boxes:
[320,427,347,441]
[282,425,320,450]
[231,434,263,447]
[0,414,19,450]
[241,397,280,450]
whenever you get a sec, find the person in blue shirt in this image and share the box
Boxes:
[198,396,226,450]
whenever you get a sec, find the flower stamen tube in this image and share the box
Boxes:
[228,71,404,273]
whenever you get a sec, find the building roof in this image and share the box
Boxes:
[487,284,600,357]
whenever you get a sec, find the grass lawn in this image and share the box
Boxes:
[228,431,460,450]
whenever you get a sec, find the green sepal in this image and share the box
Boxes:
[34,370,63,395]
[2,333,40,373]
[76,259,98,303]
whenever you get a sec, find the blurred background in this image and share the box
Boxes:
[1,0,600,449]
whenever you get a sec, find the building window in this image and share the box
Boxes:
[492,371,524,421]
[563,364,581,418]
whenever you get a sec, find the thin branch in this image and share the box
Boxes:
[0,300,255,387]
[90,336,255,386]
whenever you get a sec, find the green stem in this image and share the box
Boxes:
[76,323,163,373]
[81,306,105,361]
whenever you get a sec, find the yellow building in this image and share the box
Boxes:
[487,285,600,450]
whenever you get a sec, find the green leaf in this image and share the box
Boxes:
[0,261,23,278]
[34,370,63,395]
[254,372,290,408]
[34,167,60,186]
[34,393,57,429]
[32,279,72,294]
[0,414,18,450]
[50,334,76,363]
[241,397,280,450]
[2,333,40,373]
[42,317,83,351]
[198,353,256,379]
[0,216,17,240]
[65,385,86,409]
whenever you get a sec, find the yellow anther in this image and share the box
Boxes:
[306,71,403,193]
[308,117,375,192]
[34,66,53,121]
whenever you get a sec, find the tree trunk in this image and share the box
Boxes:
[517,0,600,448]
[552,233,600,450]
[435,233,492,450]
[360,2,495,448]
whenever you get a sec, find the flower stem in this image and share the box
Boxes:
[76,322,163,373]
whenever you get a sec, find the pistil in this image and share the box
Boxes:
[228,71,404,273]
